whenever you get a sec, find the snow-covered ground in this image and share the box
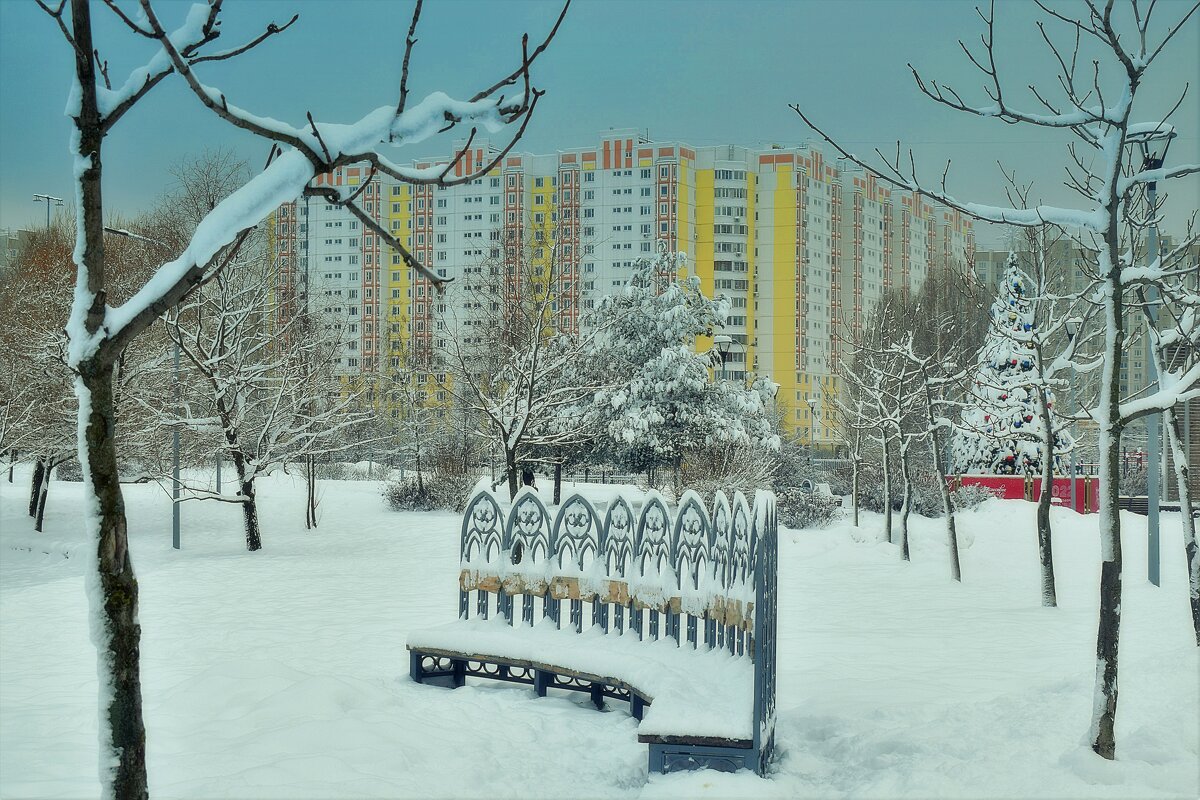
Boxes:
[1,467,1196,798]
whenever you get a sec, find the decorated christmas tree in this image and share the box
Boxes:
[951,253,1074,475]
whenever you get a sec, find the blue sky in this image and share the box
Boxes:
[1,0,1196,247]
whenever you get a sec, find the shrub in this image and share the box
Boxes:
[384,472,480,513]
[951,483,1000,512]
[775,487,839,530]
[383,478,438,512]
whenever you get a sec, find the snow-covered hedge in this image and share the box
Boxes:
[384,473,477,514]
[775,487,839,530]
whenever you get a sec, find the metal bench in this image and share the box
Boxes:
[407,487,778,776]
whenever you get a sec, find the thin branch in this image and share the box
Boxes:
[396,0,423,115]
[189,14,299,64]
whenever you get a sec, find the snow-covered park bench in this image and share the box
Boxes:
[407,487,779,775]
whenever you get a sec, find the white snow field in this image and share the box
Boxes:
[1,467,1196,799]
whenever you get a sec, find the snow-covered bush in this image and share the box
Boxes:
[384,472,478,514]
[383,478,438,512]
[776,487,839,530]
[951,483,1000,512]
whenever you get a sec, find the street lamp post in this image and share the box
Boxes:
[32,194,63,228]
[1127,124,1175,587]
[806,397,817,450]
[1065,317,1083,512]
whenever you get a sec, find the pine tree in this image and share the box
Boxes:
[952,253,1073,476]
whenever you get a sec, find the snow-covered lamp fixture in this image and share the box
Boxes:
[1126,123,1176,190]
[1065,317,1082,341]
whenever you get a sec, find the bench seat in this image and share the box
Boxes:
[408,616,755,743]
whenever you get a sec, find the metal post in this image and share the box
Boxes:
[215,455,221,494]
[172,337,181,550]
[1146,183,1160,586]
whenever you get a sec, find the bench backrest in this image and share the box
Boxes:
[457,486,778,758]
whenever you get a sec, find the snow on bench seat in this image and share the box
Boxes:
[407,616,755,741]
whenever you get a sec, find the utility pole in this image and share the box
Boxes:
[32,194,64,228]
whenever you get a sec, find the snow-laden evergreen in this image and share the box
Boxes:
[952,253,1075,476]
[580,245,778,478]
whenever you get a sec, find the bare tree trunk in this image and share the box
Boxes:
[231,454,262,551]
[305,454,317,530]
[899,439,913,561]
[929,429,961,582]
[1164,405,1199,645]
[1036,385,1058,607]
[851,455,860,528]
[7,450,14,482]
[34,458,53,532]
[79,363,147,799]
[553,458,562,505]
[881,435,893,544]
[29,458,45,517]
[505,449,518,501]
[1090,260,1125,760]
[415,441,424,494]
[69,2,148,791]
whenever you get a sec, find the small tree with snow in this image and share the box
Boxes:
[583,244,778,488]
[39,0,567,792]
[792,0,1200,759]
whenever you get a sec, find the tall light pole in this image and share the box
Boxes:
[1127,124,1175,587]
[806,397,817,450]
[103,226,181,548]
[32,194,63,228]
[1065,317,1083,512]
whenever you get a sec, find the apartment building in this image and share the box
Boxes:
[270,132,975,444]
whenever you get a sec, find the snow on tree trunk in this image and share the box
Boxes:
[1164,405,1199,645]
[230,454,262,552]
[929,426,961,582]
[851,453,860,528]
[77,368,147,799]
[505,450,518,501]
[1090,249,1125,760]
[34,458,52,533]
[1036,383,1058,608]
[881,435,894,544]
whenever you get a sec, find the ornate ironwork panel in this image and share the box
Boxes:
[551,494,603,633]
[459,491,504,620]
[751,491,778,771]
[728,491,753,654]
[672,492,711,649]
[602,495,636,634]
[503,489,552,627]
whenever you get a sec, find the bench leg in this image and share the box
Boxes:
[590,683,604,710]
[534,669,550,697]
[647,744,665,774]
[452,658,466,688]
[410,651,423,684]
[630,693,645,721]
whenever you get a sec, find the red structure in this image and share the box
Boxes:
[950,475,1099,514]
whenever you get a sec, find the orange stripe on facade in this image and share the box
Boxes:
[561,153,577,163]
[602,141,611,170]
[658,147,674,157]
[638,148,652,158]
